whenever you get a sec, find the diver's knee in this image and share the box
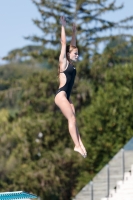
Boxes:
[68,115,76,124]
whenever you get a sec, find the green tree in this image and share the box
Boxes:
[76,63,133,189]
[0,62,133,199]
[1,1,133,200]
[103,36,133,66]
[0,64,41,109]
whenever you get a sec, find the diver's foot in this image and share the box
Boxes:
[80,145,87,157]
[79,140,87,156]
[74,145,87,158]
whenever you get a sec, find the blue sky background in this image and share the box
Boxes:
[0,0,133,65]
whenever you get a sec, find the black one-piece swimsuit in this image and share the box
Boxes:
[55,63,76,100]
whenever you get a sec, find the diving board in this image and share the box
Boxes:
[0,191,37,200]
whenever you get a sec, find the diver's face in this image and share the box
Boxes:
[69,49,78,62]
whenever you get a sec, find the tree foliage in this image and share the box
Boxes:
[0,1,133,200]
[0,62,133,199]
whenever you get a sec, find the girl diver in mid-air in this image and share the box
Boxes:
[55,16,87,158]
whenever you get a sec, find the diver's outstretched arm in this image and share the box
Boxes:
[59,16,67,63]
[70,23,77,46]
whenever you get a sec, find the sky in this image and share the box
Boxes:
[0,0,133,65]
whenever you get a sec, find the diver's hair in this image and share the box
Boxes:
[58,45,77,79]
[66,45,77,56]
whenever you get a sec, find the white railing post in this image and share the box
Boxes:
[90,181,93,200]
[121,148,125,180]
[106,164,110,197]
